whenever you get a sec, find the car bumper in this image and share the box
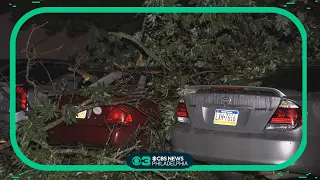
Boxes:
[16,111,28,122]
[1,111,28,122]
[171,124,301,165]
[47,124,148,149]
[0,111,28,122]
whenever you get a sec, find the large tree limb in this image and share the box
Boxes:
[108,32,171,72]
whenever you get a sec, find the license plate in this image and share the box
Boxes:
[213,109,239,126]
[76,110,87,119]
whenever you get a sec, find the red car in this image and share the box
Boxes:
[46,69,161,150]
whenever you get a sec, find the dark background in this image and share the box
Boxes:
[0,0,147,60]
[0,0,292,60]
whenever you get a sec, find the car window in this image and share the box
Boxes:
[0,62,73,85]
[0,60,9,69]
[29,70,60,84]
[0,62,28,84]
[0,67,9,78]
[28,64,72,85]
[0,67,9,83]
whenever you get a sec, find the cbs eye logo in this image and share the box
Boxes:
[131,156,151,166]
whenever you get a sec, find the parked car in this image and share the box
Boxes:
[46,68,161,150]
[0,58,161,150]
[0,59,84,142]
[171,65,320,179]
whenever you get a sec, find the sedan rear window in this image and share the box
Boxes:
[29,67,71,85]
[0,62,73,85]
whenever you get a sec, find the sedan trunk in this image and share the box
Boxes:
[184,85,284,133]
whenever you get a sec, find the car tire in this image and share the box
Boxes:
[0,117,10,141]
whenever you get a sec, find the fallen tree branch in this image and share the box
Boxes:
[108,32,171,72]
[24,22,48,60]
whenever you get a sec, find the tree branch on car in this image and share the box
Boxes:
[108,32,172,72]
[22,22,64,92]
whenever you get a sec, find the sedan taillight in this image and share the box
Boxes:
[16,86,27,111]
[176,100,190,123]
[105,106,133,125]
[265,100,302,131]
